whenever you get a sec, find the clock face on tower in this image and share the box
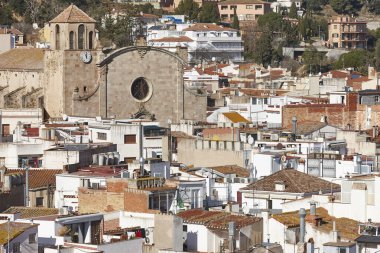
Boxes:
[80,51,92,63]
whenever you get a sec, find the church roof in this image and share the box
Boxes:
[50,4,96,23]
[0,48,44,71]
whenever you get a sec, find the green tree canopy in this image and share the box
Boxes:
[198,2,219,23]
[288,2,298,18]
[303,47,325,74]
[375,40,380,70]
[330,0,362,15]
[232,7,239,29]
[254,32,273,67]
[175,0,199,21]
[333,49,372,74]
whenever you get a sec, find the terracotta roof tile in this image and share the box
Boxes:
[183,23,236,32]
[241,168,340,193]
[151,36,193,42]
[222,112,250,123]
[7,169,62,189]
[3,207,59,219]
[207,165,250,178]
[272,207,360,240]
[50,4,96,23]
[0,28,23,35]
[0,48,44,71]
[0,222,38,245]
[177,209,261,230]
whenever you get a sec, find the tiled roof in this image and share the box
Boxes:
[207,165,250,178]
[183,23,236,32]
[151,36,193,42]
[283,122,329,135]
[218,0,270,4]
[222,112,251,123]
[241,168,340,193]
[0,28,23,35]
[0,222,38,245]
[7,169,62,189]
[50,4,96,23]
[3,207,59,219]
[272,207,359,240]
[177,209,261,230]
[0,48,44,71]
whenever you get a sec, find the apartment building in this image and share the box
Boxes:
[217,0,271,22]
[148,23,244,62]
[328,16,367,49]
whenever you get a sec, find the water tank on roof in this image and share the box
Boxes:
[107,152,114,165]
[98,154,105,166]
[92,154,98,165]
[113,152,120,165]
[104,153,109,165]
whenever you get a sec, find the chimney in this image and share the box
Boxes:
[310,202,316,215]
[332,221,340,242]
[228,222,236,252]
[292,116,297,141]
[299,208,306,243]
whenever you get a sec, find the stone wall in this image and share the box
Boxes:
[124,188,150,213]
[78,187,124,213]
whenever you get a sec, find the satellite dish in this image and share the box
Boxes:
[248,135,254,145]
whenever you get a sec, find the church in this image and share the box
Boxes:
[0,5,207,126]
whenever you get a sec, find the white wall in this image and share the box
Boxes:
[119,212,155,229]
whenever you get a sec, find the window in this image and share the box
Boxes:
[246,5,253,9]
[255,4,262,9]
[29,233,37,244]
[55,25,60,50]
[124,157,136,163]
[124,135,136,144]
[339,248,346,253]
[83,86,87,92]
[221,5,228,10]
[375,96,379,103]
[131,77,150,101]
[69,31,75,49]
[78,24,85,50]
[13,242,20,253]
[97,132,107,140]
[246,14,254,20]
[89,31,93,49]
[334,25,337,29]
[183,225,188,232]
[263,98,268,104]
[2,124,10,136]
[36,197,44,207]
[230,5,237,9]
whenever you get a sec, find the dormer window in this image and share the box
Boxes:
[275,181,285,191]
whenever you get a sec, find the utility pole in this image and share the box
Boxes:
[23,159,30,207]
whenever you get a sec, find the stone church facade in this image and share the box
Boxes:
[0,5,206,126]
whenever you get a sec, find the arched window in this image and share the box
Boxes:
[89,31,93,50]
[78,24,85,50]
[55,25,60,50]
[69,31,75,49]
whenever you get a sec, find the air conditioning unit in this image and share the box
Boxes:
[240,178,248,184]
[145,227,154,245]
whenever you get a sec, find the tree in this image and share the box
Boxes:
[288,2,298,19]
[306,0,323,13]
[0,4,13,25]
[375,40,380,71]
[303,47,325,74]
[136,3,155,14]
[333,49,371,74]
[330,0,362,15]
[232,7,239,30]
[175,0,199,21]
[198,2,219,23]
[254,31,273,67]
